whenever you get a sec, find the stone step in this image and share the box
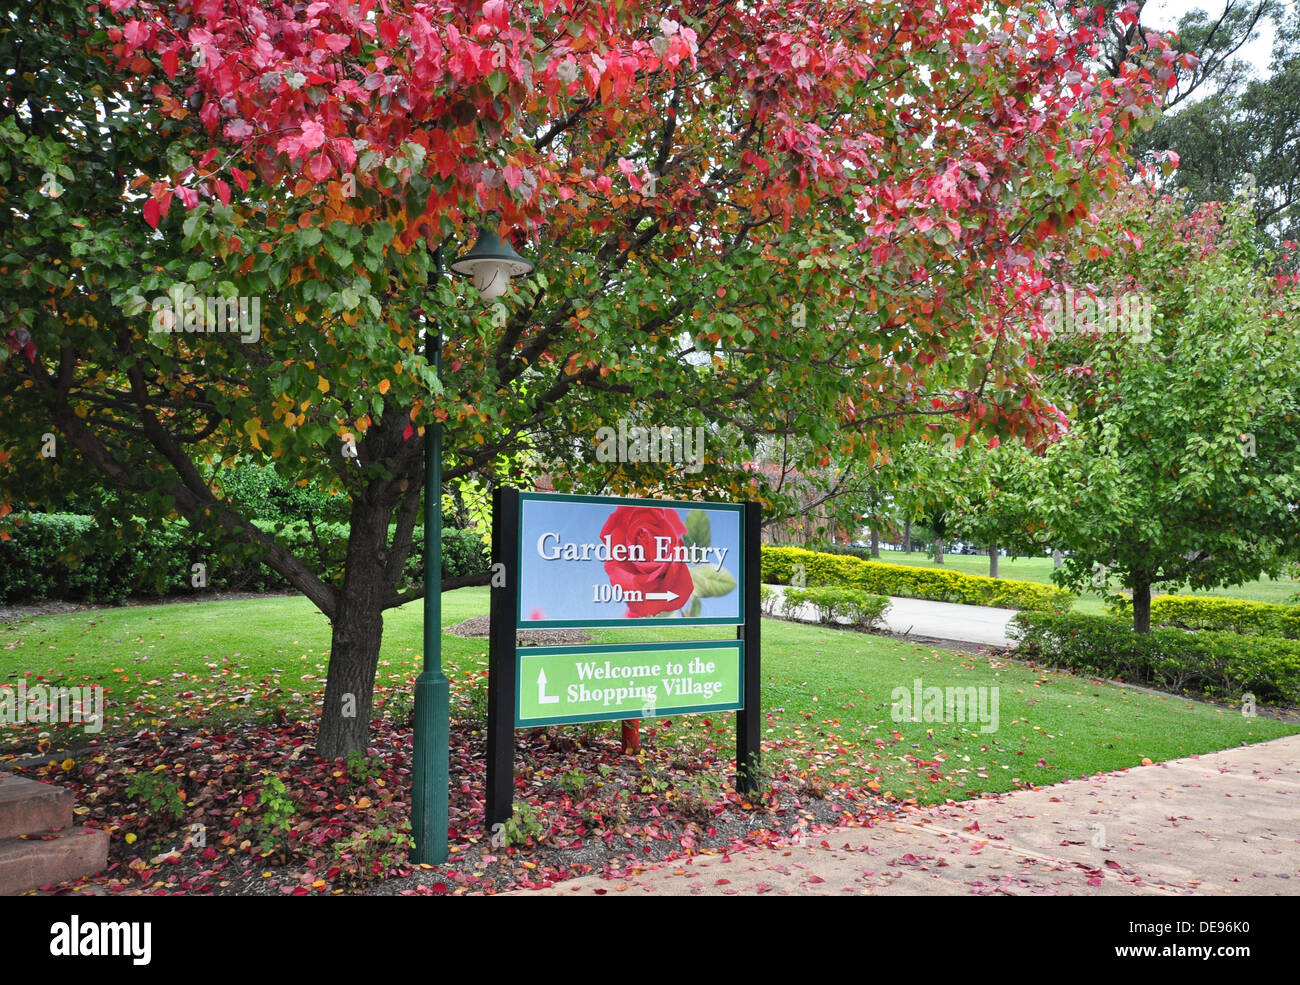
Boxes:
[0,826,110,895]
[0,771,73,840]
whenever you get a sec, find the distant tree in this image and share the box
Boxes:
[1023,184,1300,631]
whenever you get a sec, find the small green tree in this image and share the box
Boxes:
[1027,185,1300,631]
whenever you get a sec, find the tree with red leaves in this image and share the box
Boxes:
[0,0,1180,756]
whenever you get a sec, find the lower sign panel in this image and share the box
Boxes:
[515,640,743,728]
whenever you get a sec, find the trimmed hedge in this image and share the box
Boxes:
[761,546,1073,613]
[0,513,489,604]
[781,586,891,629]
[1010,611,1300,705]
[1109,594,1300,640]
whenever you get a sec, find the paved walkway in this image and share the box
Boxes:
[512,736,1300,896]
[765,584,1018,647]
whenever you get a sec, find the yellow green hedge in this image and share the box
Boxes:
[1108,595,1300,639]
[761,546,1073,612]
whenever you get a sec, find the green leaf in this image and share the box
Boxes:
[687,597,702,618]
[326,241,353,268]
[690,565,736,599]
[683,509,710,549]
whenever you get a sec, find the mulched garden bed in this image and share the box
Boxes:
[12,679,895,896]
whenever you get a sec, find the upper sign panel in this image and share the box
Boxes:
[516,492,745,628]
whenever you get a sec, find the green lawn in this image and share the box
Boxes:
[867,550,1299,615]
[3,588,1295,805]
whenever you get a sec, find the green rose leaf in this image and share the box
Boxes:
[684,509,711,549]
[690,565,735,598]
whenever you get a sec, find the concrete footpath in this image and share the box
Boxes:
[765,584,1018,647]
[511,736,1300,896]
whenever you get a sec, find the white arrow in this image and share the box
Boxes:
[537,668,559,705]
[643,590,680,602]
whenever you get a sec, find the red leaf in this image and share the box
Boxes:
[482,0,509,30]
[308,152,331,181]
[230,168,249,193]
[143,197,161,229]
[161,46,179,80]
[213,178,231,206]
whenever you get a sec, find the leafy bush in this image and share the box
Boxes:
[1108,594,1300,640]
[331,812,414,889]
[1010,611,1300,704]
[762,546,1072,612]
[208,460,350,525]
[0,512,490,603]
[781,586,891,629]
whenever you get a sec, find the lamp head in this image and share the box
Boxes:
[448,225,534,299]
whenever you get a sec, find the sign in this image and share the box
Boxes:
[517,492,744,628]
[486,488,762,828]
[516,641,743,727]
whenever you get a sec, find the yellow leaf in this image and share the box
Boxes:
[317,377,330,394]
[378,379,390,395]
[125,833,137,845]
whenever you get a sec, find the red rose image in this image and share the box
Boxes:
[600,505,694,617]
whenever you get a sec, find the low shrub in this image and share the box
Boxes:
[762,546,1072,613]
[0,512,490,603]
[781,585,891,630]
[1010,611,1300,704]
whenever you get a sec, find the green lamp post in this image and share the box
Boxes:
[412,223,535,865]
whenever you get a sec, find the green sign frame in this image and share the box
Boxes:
[486,487,762,829]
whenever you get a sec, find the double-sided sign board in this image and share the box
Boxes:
[486,490,761,826]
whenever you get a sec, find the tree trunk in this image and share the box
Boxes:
[933,538,944,565]
[988,544,999,579]
[1132,578,1152,634]
[903,521,912,554]
[869,527,880,559]
[317,495,393,759]
[1052,549,1062,569]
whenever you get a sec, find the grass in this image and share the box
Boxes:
[859,550,1299,615]
[4,588,1295,805]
